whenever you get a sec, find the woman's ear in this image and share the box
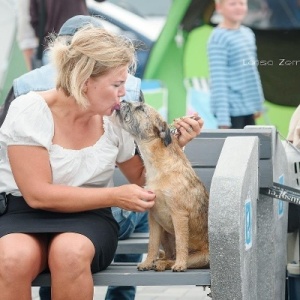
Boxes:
[83,80,88,93]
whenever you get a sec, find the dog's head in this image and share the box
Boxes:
[115,101,172,146]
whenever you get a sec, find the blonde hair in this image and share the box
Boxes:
[49,26,137,107]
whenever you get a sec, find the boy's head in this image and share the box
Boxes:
[215,0,248,26]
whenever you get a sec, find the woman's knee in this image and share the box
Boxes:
[0,234,46,279]
[48,233,95,274]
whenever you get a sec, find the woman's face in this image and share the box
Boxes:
[85,65,128,116]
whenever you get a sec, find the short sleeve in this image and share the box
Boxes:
[0,92,54,149]
[116,129,136,163]
[104,116,136,164]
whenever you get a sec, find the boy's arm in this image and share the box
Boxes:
[208,42,231,128]
[249,28,265,113]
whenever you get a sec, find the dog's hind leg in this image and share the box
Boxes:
[137,213,163,271]
[160,230,175,259]
[187,249,210,269]
[152,231,176,271]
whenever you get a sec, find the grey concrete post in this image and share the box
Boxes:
[246,126,289,300]
[209,136,259,300]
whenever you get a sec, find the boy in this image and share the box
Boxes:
[208,0,264,129]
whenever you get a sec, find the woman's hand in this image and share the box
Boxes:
[172,113,204,148]
[113,184,156,212]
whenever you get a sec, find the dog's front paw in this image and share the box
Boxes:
[171,263,187,272]
[137,261,153,271]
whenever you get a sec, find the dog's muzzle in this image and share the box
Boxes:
[116,101,132,122]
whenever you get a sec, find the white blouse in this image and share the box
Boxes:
[0,92,135,196]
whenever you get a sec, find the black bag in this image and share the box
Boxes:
[0,193,7,216]
[288,203,300,233]
[31,0,47,70]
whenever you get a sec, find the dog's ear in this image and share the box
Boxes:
[159,122,172,147]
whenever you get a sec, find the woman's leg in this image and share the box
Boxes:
[48,232,95,300]
[0,233,48,300]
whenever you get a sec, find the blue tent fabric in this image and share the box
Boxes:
[186,86,218,129]
[185,77,218,129]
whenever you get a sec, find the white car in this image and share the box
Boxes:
[87,0,168,78]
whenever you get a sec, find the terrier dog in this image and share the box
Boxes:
[115,101,209,272]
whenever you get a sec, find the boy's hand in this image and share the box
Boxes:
[254,112,262,119]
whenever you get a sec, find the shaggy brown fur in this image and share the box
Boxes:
[115,101,209,272]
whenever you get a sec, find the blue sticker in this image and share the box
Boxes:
[245,199,252,250]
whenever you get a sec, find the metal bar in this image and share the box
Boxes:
[260,183,300,205]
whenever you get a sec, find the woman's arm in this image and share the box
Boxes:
[8,145,155,213]
[117,154,146,186]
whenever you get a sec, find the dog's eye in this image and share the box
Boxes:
[135,105,145,112]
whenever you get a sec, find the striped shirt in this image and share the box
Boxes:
[207,26,264,127]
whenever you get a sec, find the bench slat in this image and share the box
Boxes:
[185,135,271,163]
[32,266,211,286]
[125,233,149,239]
[193,160,273,190]
[116,239,148,254]
[199,128,273,153]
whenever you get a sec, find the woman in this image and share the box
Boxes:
[0,26,203,299]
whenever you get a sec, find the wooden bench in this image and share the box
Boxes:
[32,127,288,300]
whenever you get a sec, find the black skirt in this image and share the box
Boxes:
[0,194,119,273]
